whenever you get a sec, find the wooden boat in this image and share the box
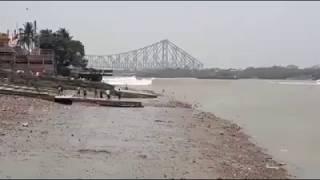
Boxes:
[98,100,143,107]
[54,95,143,107]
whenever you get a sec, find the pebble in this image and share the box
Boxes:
[138,154,147,159]
[41,131,48,134]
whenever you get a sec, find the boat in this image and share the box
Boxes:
[98,100,143,107]
[54,95,143,107]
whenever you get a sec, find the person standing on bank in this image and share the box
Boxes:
[94,88,98,98]
[99,90,104,98]
[118,88,121,100]
[83,88,87,98]
[57,85,63,96]
[106,89,111,99]
[76,87,81,97]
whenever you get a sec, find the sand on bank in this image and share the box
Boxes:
[0,95,290,179]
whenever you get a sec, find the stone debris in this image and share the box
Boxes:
[78,149,111,155]
[0,95,290,179]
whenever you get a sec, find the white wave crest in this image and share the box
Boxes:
[103,76,154,86]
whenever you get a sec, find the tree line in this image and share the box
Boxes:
[135,65,320,80]
[17,21,87,75]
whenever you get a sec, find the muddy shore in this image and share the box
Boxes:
[0,94,290,179]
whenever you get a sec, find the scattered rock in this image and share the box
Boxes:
[71,134,74,137]
[41,131,48,135]
[278,162,287,166]
[78,149,111,155]
[22,122,29,127]
[138,154,147,159]
[155,120,165,123]
[163,174,167,178]
[266,164,280,170]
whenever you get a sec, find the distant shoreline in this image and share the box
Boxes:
[116,66,320,81]
[134,75,317,81]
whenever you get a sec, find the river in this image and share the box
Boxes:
[104,77,320,178]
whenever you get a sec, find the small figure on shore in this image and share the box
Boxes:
[125,84,128,90]
[106,89,111,99]
[99,90,104,98]
[94,88,98,98]
[76,87,81,97]
[83,88,87,98]
[118,88,121,100]
[57,86,61,95]
[57,85,64,96]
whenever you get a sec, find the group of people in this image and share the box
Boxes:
[57,85,122,100]
[76,87,87,98]
[75,87,121,100]
[93,88,112,99]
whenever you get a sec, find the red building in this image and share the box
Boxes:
[0,32,55,76]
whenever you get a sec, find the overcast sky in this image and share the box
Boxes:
[1,1,320,68]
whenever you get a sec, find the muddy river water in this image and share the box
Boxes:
[139,78,320,178]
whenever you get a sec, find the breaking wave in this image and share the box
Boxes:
[102,76,154,86]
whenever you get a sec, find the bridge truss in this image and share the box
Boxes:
[85,39,203,71]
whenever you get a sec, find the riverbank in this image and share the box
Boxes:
[0,95,290,178]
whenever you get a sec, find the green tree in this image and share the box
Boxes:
[37,27,87,75]
[19,22,34,52]
[56,28,72,41]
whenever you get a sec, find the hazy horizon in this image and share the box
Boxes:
[1,1,320,69]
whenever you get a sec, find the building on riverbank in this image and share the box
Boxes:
[0,32,55,76]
